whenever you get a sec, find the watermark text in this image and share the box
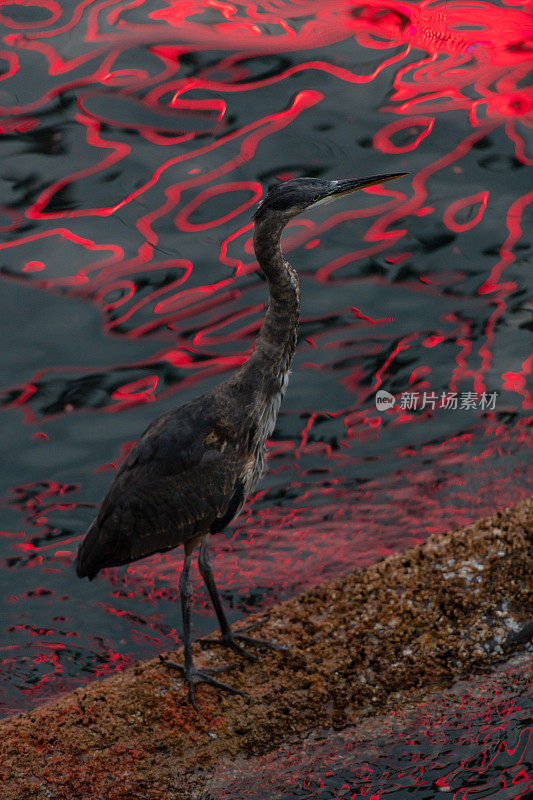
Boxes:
[375,391,498,411]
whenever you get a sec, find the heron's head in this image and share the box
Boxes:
[253,174,407,224]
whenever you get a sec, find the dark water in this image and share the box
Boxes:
[204,656,533,800]
[0,0,531,789]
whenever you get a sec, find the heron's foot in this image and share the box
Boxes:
[200,621,288,661]
[234,632,288,651]
[200,632,259,661]
[159,654,237,675]
[229,617,289,652]
[159,655,247,711]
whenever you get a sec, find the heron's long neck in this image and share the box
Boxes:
[240,217,300,396]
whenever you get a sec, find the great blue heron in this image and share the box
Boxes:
[76,173,406,709]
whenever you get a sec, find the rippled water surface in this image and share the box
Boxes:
[0,0,531,779]
[205,656,533,800]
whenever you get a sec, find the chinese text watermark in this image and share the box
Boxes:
[375,390,498,412]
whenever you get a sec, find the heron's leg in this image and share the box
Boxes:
[161,551,247,710]
[180,552,195,677]
[198,538,236,640]
[198,539,287,659]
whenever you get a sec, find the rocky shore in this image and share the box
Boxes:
[1,498,531,800]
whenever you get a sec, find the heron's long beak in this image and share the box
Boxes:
[329,173,408,197]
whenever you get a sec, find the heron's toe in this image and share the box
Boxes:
[199,635,258,662]
[159,654,237,675]
[159,655,247,710]
[234,632,288,651]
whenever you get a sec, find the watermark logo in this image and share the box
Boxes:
[375,390,396,411]
[375,390,499,412]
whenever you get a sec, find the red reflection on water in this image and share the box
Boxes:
[200,659,532,799]
[175,181,262,231]
[443,190,489,233]
[111,375,159,404]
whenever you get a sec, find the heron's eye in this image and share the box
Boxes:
[312,195,320,202]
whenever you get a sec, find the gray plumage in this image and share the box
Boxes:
[76,172,406,708]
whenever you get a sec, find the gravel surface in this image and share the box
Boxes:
[1,498,531,800]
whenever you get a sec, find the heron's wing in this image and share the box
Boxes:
[76,395,248,577]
